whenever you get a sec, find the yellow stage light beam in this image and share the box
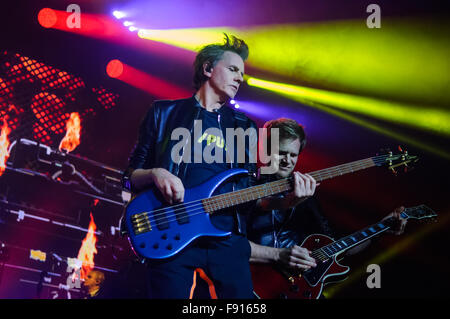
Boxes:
[136,18,450,107]
[137,27,237,52]
[240,18,450,107]
[246,76,450,138]
[323,210,450,298]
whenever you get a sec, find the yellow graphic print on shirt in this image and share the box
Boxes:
[197,132,227,151]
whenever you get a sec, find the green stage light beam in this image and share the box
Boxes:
[247,76,450,139]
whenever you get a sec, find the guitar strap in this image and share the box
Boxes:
[231,109,255,235]
[232,110,253,170]
[232,110,249,128]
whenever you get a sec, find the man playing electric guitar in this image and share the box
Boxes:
[247,118,408,298]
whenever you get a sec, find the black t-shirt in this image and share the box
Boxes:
[183,108,230,189]
[182,107,235,232]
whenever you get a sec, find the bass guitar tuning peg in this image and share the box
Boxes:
[389,167,398,176]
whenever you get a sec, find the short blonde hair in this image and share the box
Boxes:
[263,118,306,154]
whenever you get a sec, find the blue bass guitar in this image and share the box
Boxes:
[123,151,417,259]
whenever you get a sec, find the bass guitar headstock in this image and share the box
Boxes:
[376,146,419,175]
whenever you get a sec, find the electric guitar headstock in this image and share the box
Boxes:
[376,146,419,175]
[401,205,438,223]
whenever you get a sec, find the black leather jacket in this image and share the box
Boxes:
[247,193,335,248]
[122,95,258,235]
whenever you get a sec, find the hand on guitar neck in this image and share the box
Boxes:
[250,205,432,299]
[249,206,409,269]
[345,206,408,256]
[256,172,318,211]
[381,206,408,235]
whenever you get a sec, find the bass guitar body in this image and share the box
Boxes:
[251,234,349,299]
[124,168,248,259]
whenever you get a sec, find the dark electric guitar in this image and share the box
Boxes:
[250,204,437,299]
[124,150,418,259]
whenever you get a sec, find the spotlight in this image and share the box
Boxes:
[234,104,240,109]
[38,8,57,28]
[106,59,124,78]
[123,21,133,27]
[128,26,138,32]
[112,11,126,19]
[230,99,236,105]
[107,60,191,98]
